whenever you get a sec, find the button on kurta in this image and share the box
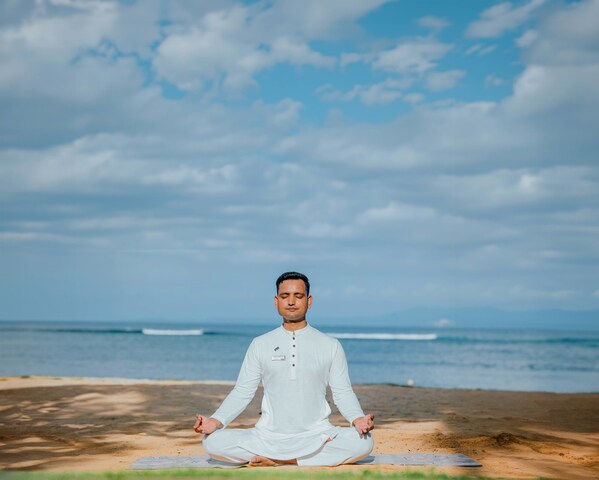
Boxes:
[290,333,297,380]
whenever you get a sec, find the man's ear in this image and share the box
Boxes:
[307,295,313,309]
[274,296,279,308]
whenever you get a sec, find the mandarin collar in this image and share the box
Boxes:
[280,323,311,336]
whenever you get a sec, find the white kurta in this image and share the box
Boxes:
[210,323,365,460]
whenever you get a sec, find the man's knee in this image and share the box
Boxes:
[339,428,374,460]
[201,431,223,456]
[357,432,374,457]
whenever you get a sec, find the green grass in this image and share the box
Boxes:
[0,469,546,480]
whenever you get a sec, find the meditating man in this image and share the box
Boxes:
[193,271,375,467]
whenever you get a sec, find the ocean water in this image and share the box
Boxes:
[0,320,597,393]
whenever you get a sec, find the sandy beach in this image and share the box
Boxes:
[0,376,597,479]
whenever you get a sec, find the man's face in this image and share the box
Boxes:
[274,279,312,323]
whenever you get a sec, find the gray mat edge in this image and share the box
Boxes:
[131,453,482,469]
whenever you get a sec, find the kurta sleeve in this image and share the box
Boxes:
[210,339,262,427]
[328,339,365,426]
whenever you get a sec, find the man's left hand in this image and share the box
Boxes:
[352,413,375,434]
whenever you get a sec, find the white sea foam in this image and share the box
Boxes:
[142,328,204,336]
[328,333,437,341]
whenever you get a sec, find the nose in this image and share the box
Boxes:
[287,296,296,306]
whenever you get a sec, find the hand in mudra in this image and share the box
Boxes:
[352,413,375,434]
[193,414,221,435]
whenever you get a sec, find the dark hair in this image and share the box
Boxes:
[276,272,310,295]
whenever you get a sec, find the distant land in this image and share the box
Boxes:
[359,307,599,331]
[2,307,598,331]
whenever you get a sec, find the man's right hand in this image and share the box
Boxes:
[193,414,222,435]
[352,413,375,434]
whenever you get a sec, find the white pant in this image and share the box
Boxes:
[203,427,374,467]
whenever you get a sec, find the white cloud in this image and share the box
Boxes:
[372,39,453,74]
[0,1,133,98]
[403,93,424,104]
[479,45,497,56]
[416,16,449,30]
[0,230,109,247]
[252,98,304,128]
[515,289,581,300]
[291,222,354,239]
[426,70,465,91]
[275,101,512,171]
[465,44,482,55]
[524,0,599,65]
[0,132,251,195]
[485,74,505,87]
[67,215,201,231]
[154,7,264,92]
[143,164,238,193]
[339,52,363,67]
[0,0,389,102]
[431,167,599,212]
[0,137,138,193]
[464,43,496,57]
[466,0,546,38]
[505,63,599,116]
[0,232,71,243]
[153,1,396,94]
[358,202,437,224]
[253,0,391,39]
[317,78,409,105]
[335,38,454,95]
[357,82,404,105]
[516,29,538,47]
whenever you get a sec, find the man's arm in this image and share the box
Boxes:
[329,340,375,433]
[193,339,262,433]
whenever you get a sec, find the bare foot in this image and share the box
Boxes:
[249,455,297,466]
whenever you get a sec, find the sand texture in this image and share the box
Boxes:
[0,376,597,479]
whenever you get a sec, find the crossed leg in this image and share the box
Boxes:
[203,427,373,467]
[296,428,373,466]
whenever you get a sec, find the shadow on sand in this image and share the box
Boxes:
[1,380,598,478]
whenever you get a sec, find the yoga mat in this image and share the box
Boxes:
[131,453,482,469]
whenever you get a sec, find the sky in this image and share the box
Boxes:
[0,0,598,324]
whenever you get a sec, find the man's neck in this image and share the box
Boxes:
[282,320,308,331]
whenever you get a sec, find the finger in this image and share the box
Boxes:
[194,416,203,429]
